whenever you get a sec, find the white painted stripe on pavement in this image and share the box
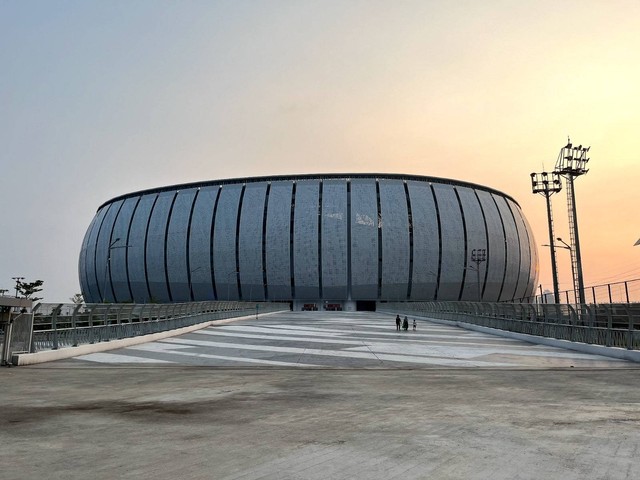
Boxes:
[221,324,508,341]
[75,352,175,364]
[161,337,514,367]
[127,344,321,367]
[346,344,620,360]
[210,325,542,349]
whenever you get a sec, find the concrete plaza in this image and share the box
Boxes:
[1,312,639,479]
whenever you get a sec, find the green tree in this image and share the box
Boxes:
[70,293,84,304]
[17,279,44,302]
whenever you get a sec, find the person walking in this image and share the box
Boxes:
[412,319,417,331]
[395,315,401,331]
[402,316,409,331]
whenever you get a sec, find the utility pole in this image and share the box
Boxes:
[531,172,562,303]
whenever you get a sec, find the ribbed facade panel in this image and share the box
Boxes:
[522,213,539,297]
[265,182,292,300]
[188,186,219,301]
[322,180,348,299]
[166,189,198,302]
[94,200,124,303]
[350,179,378,300]
[432,184,465,300]
[239,183,267,301]
[85,205,112,303]
[127,194,157,303]
[109,196,139,302]
[145,192,176,303]
[407,181,439,300]
[379,180,410,300]
[293,181,320,299]
[508,199,532,301]
[510,200,538,299]
[457,187,488,301]
[476,190,506,302]
[81,174,537,305]
[79,208,103,303]
[213,185,243,300]
[494,194,520,301]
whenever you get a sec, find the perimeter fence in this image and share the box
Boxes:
[384,301,640,351]
[515,278,640,304]
[26,301,288,354]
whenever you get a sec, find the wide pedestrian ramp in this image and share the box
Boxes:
[67,311,629,368]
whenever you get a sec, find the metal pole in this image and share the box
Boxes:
[102,238,121,303]
[539,284,544,304]
[625,282,630,303]
[470,249,486,302]
[545,195,560,303]
[567,177,586,304]
[12,277,24,298]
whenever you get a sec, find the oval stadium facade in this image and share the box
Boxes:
[79,174,538,310]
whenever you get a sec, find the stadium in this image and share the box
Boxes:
[79,174,538,310]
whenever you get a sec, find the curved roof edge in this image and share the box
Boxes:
[98,173,520,210]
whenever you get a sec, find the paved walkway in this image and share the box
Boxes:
[2,312,639,480]
[68,311,629,368]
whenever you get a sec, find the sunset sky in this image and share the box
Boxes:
[2,0,639,302]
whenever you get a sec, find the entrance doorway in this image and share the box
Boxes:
[356,301,376,312]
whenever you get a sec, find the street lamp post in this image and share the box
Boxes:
[556,237,578,303]
[544,238,576,303]
[11,277,24,298]
[188,266,202,302]
[101,238,132,303]
[470,248,486,301]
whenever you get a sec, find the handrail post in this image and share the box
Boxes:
[103,305,112,341]
[625,282,630,304]
[605,304,613,347]
[71,304,82,347]
[625,304,633,350]
[88,305,97,344]
[51,304,63,350]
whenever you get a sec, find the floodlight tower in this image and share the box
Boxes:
[530,172,562,303]
[554,140,590,304]
[470,248,487,301]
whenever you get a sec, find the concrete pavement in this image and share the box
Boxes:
[68,311,631,368]
[2,312,639,479]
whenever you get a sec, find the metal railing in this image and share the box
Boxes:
[515,278,640,305]
[384,301,640,350]
[28,301,289,353]
[1,311,34,365]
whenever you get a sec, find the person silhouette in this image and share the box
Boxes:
[412,319,417,331]
[402,316,409,331]
[395,315,401,331]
